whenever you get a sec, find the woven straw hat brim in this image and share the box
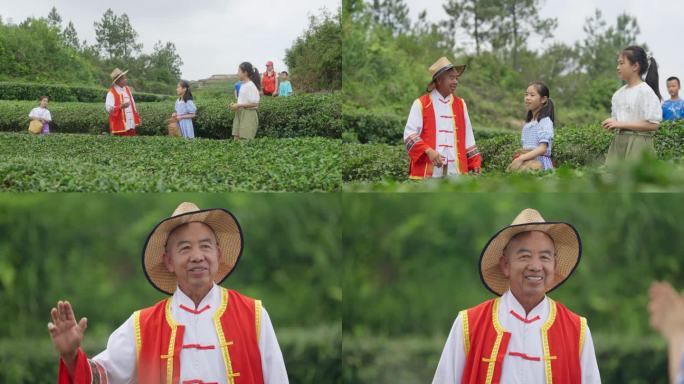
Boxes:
[111,69,129,84]
[428,65,467,90]
[142,208,244,295]
[479,221,581,296]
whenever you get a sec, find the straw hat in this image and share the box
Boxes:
[110,68,129,84]
[142,202,244,295]
[479,208,581,296]
[428,57,466,89]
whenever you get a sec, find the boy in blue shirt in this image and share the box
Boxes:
[278,71,293,97]
[663,76,684,120]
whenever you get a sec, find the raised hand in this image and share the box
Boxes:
[48,300,88,363]
[648,281,684,339]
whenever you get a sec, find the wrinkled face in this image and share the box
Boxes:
[524,85,547,114]
[667,79,680,98]
[500,231,556,304]
[39,98,49,108]
[617,54,639,81]
[116,74,127,87]
[164,222,221,292]
[435,68,459,95]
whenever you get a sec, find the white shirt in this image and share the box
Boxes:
[403,90,476,177]
[105,85,137,130]
[92,284,289,384]
[28,106,52,121]
[611,81,662,124]
[237,81,260,108]
[432,290,601,384]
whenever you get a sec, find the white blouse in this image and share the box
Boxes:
[237,81,260,107]
[28,107,52,121]
[611,81,662,124]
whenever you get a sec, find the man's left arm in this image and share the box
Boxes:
[462,101,481,173]
[580,323,602,384]
[259,306,289,384]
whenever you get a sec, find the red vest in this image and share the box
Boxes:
[58,288,264,384]
[262,72,276,94]
[404,93,481,178]
[461,297,585,384]
[108,86,141,135]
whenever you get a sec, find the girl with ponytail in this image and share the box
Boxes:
[508,81,555,171]
[230,62,261,140]
[601,45,663,165]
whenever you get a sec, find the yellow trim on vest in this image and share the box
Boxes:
[409,175,425,180]
[133,310,141,362]
[213,287,239,383]
[255,299,263,342]
[449,97,460,173]
[460,310,470,355]
[579,316,587,357]
[163,298,179,384]
[541,298,558,384]
[483,298,505,384]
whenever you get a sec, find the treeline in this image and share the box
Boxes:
[343,0,650,128]
[0,7,183,94]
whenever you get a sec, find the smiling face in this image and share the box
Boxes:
[39,97,49,108]
[435,68,460,96]
[499,231,556,307]
[163,222,221,294]
[524,85,547,116]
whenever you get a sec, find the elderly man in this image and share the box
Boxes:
[404,56,481,179]
[433,208,601,383]
[48,202,288,384]
[105,68,141,136]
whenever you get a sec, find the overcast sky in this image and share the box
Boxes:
[1,0,339,80]
[404,0,682,98]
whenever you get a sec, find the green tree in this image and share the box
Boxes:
[47,6,62,30]
[489,0,557,71]
[284,10,341,92]
[94,9,142,59]
[443,0,498,55]
[370,0,410,35]
[62,21,80,49]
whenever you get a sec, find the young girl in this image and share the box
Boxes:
[507,82,555,172]
[602,45,662,165]
[29,96,52,134]
[172,80,197,138]
[230,62,261,140]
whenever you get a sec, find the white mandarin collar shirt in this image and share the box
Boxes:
[432,290,601,384]
[93,284,289,384]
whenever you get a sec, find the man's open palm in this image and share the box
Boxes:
[48,301,87,359]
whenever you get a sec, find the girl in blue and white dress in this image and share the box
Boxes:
[508,81,555,171]
[173,80,197,138]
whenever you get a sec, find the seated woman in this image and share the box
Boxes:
[508,81,555,172]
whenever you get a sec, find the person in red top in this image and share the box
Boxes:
[403,57,480,179]
[105,68,141,136]
[261,61,279,96]
[48,202,288,384]
[432,208,601,383]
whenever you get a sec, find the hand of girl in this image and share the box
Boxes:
[507,157,524,171]
[601,118,619,130]
[172,112,177,119]
[229,103,239,112]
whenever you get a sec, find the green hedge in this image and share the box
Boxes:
[0,81,168,102]
[343,334,667,384]
[0,324,341,384]
[343,120,684,183]
[0,133,341,192]
[0,93,342,139]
